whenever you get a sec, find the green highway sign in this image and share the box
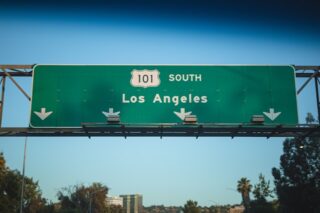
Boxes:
[30,65,298,127]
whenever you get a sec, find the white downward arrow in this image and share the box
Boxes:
[102,108,120,117]
[174,108,192,121]
[263,108,281,121]
[34,108,53,120]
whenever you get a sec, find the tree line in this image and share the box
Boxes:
[180,129,320,213]
[1,114,319,212]
[0,152,52,212]
[0,152,123,213]
[236,136,320,213]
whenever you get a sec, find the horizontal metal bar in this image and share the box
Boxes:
[0,65,318,71]
[0,65,33,69]
[296,72,320,77]
[0,125,319,137]
[0,65,320,77]
[294,66,320,71]
[0,71,32,77]
[0,65,319,70]
[1,72,316,78]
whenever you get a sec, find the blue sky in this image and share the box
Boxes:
[0,1,320,206]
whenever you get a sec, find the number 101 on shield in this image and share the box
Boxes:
[130,69,161,88]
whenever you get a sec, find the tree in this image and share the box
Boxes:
[106,204,124,213]
[0,152,48,213]
[57,182,109,213]
[182,200,200,213]
[252,174,273,202]
[272,137,320,213]
[237,177,252,213]
[209,205,230,213]
[306,112,316,124]
[250,174,275,213]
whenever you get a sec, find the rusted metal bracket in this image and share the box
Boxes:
[1,69,31,101]
[297,70,319,94]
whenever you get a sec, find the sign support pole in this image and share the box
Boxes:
[20,136,28,213]
[314,72,320,124]
[0,77,6,127]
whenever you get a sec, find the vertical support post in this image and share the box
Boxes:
[0,77,6,127]
[89,195,92,213]
[315,73,320,124]
[20,137,28,213]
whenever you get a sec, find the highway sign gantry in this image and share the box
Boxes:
[30,65,298,128]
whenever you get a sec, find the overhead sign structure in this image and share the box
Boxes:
[30,65,298,128]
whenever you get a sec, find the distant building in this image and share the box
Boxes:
[229,205,244,213]
[106,196,123,207]
[120,194,143,213]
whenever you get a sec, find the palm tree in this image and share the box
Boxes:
[237,177,252,213]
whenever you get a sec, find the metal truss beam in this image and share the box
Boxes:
[0,64,319,138]
[0,65,319,71]
[0,65,33,69]
[294,66,320,70]
[0,124,319,138]
[1,69,31,101]
[0,65,319,77]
